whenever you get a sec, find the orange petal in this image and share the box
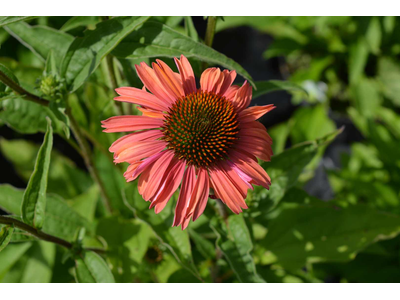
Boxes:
[115,87,169,111]
[101,115,164,132]
[173,165,196,227]
[231,81,252,112]
[153,60,184,99]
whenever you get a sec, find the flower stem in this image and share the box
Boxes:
[0,70,49,106]
[202,16,217,71]
[0,215,105,254]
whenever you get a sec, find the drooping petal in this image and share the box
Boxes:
[141,150,175,201]
[239,104,276,123]
[209,167,244,214]
[174,55,196,95]
[152,60,184,100]
[124,161,142,182]
[173,165,196,227]
[149,157,186,214]
[229,149,271,189]
[218,161,250,200]
[101,116,164,133]
[183,168,210,228]
[131,150,167,181]
[114,87,170,111]
[135,62,176,104]
[231,81,252,112]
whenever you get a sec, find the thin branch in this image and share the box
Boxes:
[0,215,105,254]
[0,70,49,106]
[66,109,114,214]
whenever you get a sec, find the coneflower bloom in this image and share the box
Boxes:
[101,55,275,229]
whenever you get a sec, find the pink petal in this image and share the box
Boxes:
[225,85,240,100]
[190,168,210,222]
[231,81,252,112]
[141,151,175,201]
[174,55,196,95]
[173,165,196,227]
[200,68,222,93]
[131,150,167,181]
[218,70,237,96]
[239,104,276,123]
[239,127,272,144]
[136,107,166,119]
[152,60,184,100]
[101,115,164,133]
[123,161,142,182]
[218,161,250,201]
[114,140,167,164]
[109,130,163,154]
[229,149,271,189]
[135,62,175,105]
[236,136,273,162]
[114,87,170,111]
[149,158,186,214]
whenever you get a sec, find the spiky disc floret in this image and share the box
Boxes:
[162,90,239,168]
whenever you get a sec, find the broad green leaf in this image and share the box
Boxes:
[60,16,100,32]
[112,21,254,87]
[0,138,92,199]
[124,184,201,280]
[61,16,150,92]
[349,38,368,84]
[0,243,32,279]
[96,217,152,282]
[5,22,73,68]
[365,17,381,55]
[261,203,400,270]
[251,127,342,215]
[21,119,53,229]
[0,184,23,214]
[350,77,381,118]
[290,105,336,144]
[20,241,55,283]
[0,17,36,28]
[68,185,99,223]
[378,57,400,106]
[211,215,265,283]
[75,251,115,283]
[252,80,308,100]
[0,225,14,252]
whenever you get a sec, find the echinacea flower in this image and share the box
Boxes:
[101,55,275,229]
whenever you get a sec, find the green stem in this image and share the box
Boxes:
[0,70,49,106]
[0,215,105,254]
[66,109,113,214]
[106,55,123,115]
[202,17,217,71]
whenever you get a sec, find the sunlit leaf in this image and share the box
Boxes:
[75,251,115,283]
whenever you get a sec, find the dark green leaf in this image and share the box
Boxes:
[21,118,53,229]
[61,16,150,92]
[112,21,254,87]
[0,17,36,28]
[189,229,216,259]
[75,251,115,283]
[262,203,400,270]
[211,215,265,283]
[5,22,73,69]
[0,225,14,252]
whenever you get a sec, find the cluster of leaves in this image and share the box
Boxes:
[1,16,400,283]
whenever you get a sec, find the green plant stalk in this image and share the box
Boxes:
[0,70,49,106]
[0,70,113,215]
[66,108,113,214]
[202,16,217,71]
[106,55,124,115]
[0,215,105,254]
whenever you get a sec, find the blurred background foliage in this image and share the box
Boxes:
[0,16,400,283]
